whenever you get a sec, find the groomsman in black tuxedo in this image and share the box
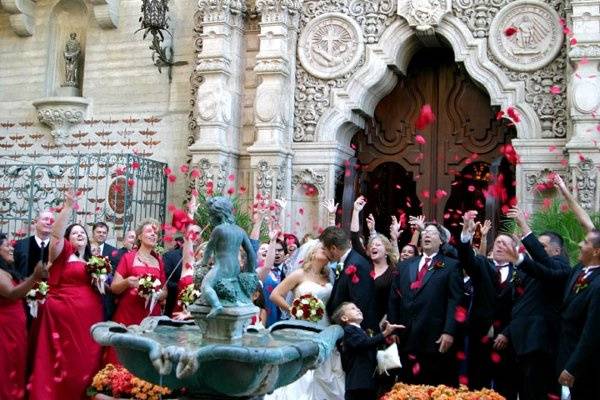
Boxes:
[92,222,119,320]
[388,222,463,386]
[14,210,54,278]
[507,216,600,399]
[321,226,378,333]
[505,208,569,400]
[458,211,518,397]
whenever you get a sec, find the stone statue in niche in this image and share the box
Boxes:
[62,32,81,88]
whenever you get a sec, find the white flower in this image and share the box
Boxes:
[295,309,303,318]
[153,279,161,287]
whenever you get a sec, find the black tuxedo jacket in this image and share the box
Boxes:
[519,234,600,381]
[327,249,378,332]
[101,242,119,268]
[387,253,463,353]
[340,324,385,391]
[14,236,48,278]
[162,247,183,317]
[507,254,566,355]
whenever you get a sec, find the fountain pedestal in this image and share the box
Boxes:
[189,304,258,342]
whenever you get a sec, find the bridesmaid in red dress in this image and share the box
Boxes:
[172,226,199,320]
[106,219,166,364]
[29,191,104,400]
[0,234,45,400]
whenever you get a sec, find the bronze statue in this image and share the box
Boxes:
[200,196,257,318]
[63,33,81,87]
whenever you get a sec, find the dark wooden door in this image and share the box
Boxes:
[354,47,515,227]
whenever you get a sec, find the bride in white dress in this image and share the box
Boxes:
[264,239,345,400]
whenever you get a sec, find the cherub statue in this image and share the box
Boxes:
[200,196,257,318]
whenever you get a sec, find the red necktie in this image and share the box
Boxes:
[412,257,431,290]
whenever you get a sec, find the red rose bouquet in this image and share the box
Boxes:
[137,273,162,310]
[86,255,112,294]
[290,293,325,323]
[88,364,174,400]
[177,283,201,311]
[26,281,49,318]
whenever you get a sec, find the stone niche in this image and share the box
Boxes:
[33,0,90,145]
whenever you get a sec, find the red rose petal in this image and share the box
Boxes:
[549,85,561,95]
[491,352,502,363]
[504,26,518,37]
[414,104,436,130]
[415,134,426,145]
[179,165,189,174]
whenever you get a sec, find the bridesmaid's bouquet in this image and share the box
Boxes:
[26,281,49,318]
[290,294,325,323]
[137,273,162,310]
[86,255,112,294]
[177,283,200,311]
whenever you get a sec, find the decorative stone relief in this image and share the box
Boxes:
[570,45,600,59]
[525,168,567,192]
[32,97,90,146]
[188,10,204,146]
[575,158,597,211]
[453,0,508,39]
[89,0,120,29]
[572,80,600,115]
[298,13,364,80]
[197,88,232,123]
[198,0,246,24]
[488,0,563,72]
[291,169,326,197]
[255,0,301,23]
[294,0,397,142]
[274,159,288,199]
[256,160,274,196]
[196,158,229,192]
[398,0,452,29]
[0,0,35,36]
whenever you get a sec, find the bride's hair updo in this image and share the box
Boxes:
[301,239,329,280]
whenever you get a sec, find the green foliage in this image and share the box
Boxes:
[192,190,268,243]
[507,200,600,265]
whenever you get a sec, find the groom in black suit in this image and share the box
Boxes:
[388,222,463,386]
[320,226,378,333]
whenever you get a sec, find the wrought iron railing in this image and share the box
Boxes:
[0,153,167,244]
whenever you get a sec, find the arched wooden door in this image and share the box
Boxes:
[351,47,516,233]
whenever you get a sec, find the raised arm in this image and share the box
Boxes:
[389,216,401,264]
[0,262,45,300]
[321,199,338,228]
[457,210,484,279]
[256,229,279,282]
[408,215,424,246]
[478,219,492,256]
[49,190,76,263]
[554,174,595,232]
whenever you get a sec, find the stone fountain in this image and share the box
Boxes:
[92,196,343,399]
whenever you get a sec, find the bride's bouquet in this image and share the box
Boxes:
[290,294,325,323]
[177,283,201,311]
[138,273,162,311]
[86,255,112,294]
[26,281,49,318]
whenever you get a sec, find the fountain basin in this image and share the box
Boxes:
[92,317,343,399]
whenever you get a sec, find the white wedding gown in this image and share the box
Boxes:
[264,280,345,400]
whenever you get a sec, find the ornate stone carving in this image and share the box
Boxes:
[0,0,35,36]
[575,158,597,211]
[488,0,563,72]
[256,160,274,196]
[572,80,600,115]
[196,158,229,192]
[255,0,301,23]
[198,0,246,24]
[453,0,508,39]
[570,45,600,59]
[294,0,397,142]
[525,168,566,192]
[274,159,289,199]
[291,169,326,197]
[398,0,452,29]
[298,13,364,80]
[197,89,232,123]
[188,10,204,146]
[32,97,90,146]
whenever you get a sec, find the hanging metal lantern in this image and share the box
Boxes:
[137,0,187,79]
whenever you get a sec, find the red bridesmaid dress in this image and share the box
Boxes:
[105,250,165,365]
[0,277,27,400]
[29,239,104,400]
[171,274,194,315]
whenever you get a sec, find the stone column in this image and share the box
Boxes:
[248,0,300,232]
[565,0,600,211]
[192,0,247,181]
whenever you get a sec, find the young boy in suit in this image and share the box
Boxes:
[332,302,404,400]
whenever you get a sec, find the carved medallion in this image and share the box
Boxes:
[398,0,452,28]
[489,0,562,72]
[298,13,364,80]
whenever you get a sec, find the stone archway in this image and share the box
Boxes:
[315,15,540,147]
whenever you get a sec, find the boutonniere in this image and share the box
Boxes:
[335,262,343,279]
[429,260,445,271]
[574,274,589,294]
[344,264,360,284]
